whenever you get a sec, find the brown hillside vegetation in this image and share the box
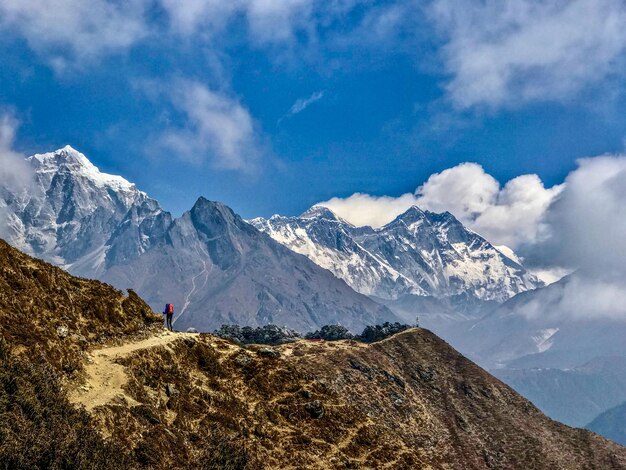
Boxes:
[0,239,624,469]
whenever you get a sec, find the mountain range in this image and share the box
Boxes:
[0,146,542,333]
[0,238,624,468]
[0,146,395,332]
[251,205,543,304]
[2,146,625,444]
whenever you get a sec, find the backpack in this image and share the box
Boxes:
[167,303,174,315]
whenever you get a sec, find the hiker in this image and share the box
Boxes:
[164,303,174,331]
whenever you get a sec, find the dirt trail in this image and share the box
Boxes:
[70,330,195,411]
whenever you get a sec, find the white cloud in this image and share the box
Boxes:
[279,90,325,123]
[514,273,626,322]
[0,113,32,191]
[430,0,626,109]
[530,155,626,276]
[153,80,265,172]
[0,0,148,66]
[322,156,626,320]
[321,192,422,228]
[0,113,33,239]
[321,162,561,249]
[288,91,324,116]
[160,0,318,43]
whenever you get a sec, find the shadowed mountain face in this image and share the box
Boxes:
[587,401,626,446]
[447,275,626,434]
[0,240,624,469]
[102,198,398,332]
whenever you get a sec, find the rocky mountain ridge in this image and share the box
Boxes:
[251,204,543,304]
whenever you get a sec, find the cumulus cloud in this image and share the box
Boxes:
[322,155,626,320]
[321,162,561,249]
[321,192,422,228]
[0,0,148,66]
[151,79,265,172]
[528,155,626,276]
[430,0,626,109]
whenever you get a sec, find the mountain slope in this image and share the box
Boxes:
[495,357,626,427]
[457,275,626,370]
[587,401,626,446]
[0,239,160,468]
[449,274,626,440]
[1,239,624,469]
[88,327,626,469]
[102,198,397,332]
[0,146,166,274]
[0,148,395,333]
[251,205,543,305]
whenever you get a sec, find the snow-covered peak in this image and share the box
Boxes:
[384,205,427,228]
[299,205,356,227]
[28,146,137,192]
[300,205,338,220]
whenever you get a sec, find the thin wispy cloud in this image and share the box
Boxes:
[142,79,266,173]
[279,91,325,124]
[290,91,325,115]
[0,0,149,68]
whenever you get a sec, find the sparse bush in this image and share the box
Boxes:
[305,325,353,341]
[214,324,301,345]
[357,322,411,343]
[0,338,129,469]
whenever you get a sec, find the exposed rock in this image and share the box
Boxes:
[256,347,281,359]
[304,400,325,419]
[165,383,179,397]
[233,352,254,367]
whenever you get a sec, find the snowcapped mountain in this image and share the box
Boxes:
[0,146,167,274]
[0,147,396,332]
[102,198,397,332]
[250,204,543,304]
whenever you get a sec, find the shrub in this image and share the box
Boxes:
[305,325,353,341]
[357,322,411,343]
[214,324,301,345]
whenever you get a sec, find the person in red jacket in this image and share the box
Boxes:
[163,303,174,331]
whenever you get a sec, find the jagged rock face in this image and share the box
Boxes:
[251,205,543,302]
[102,198,398,332]
[0,146,166,274]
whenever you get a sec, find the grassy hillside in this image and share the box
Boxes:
[0,239,624,469]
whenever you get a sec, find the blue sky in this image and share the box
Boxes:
[2,0,626,221]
